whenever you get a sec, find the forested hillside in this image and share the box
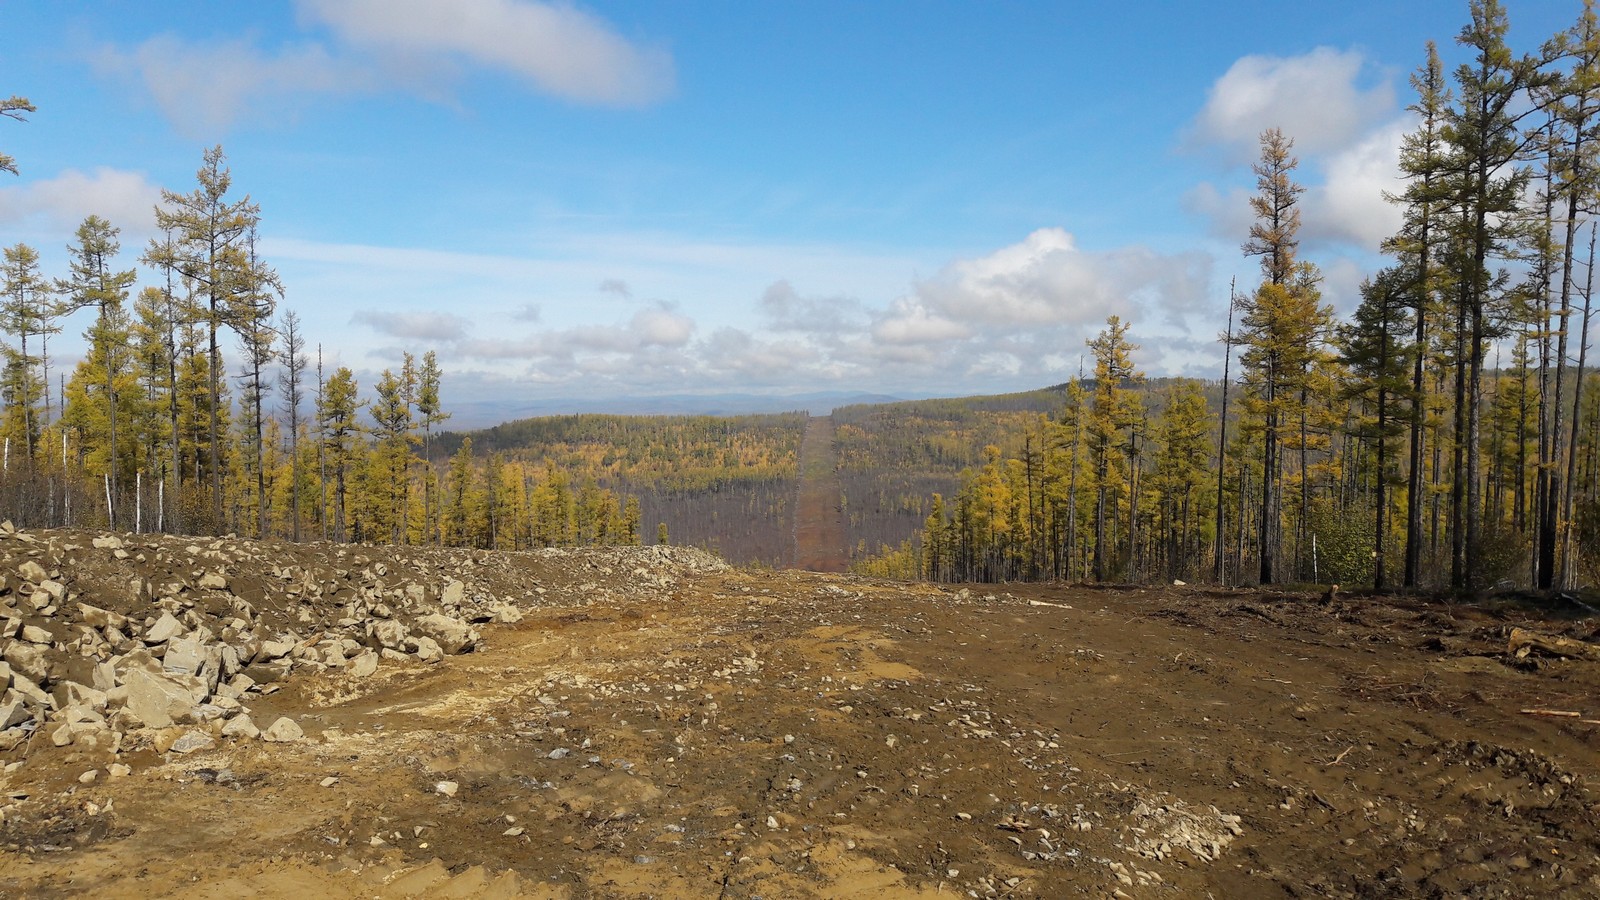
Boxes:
[830,387,1066,559]
[859,2,1600,593]
[439,412,806,566]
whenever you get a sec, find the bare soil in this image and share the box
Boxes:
[4,534,1600,898]
[793,415,848,573]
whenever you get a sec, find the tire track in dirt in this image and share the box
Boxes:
[793,414,849,572]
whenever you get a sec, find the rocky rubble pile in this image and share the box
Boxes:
[0,523,725,764]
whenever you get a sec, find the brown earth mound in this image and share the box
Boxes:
[2,527,1599,897]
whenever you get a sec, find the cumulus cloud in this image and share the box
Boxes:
[760,280,864,335]
[97,0,674,134]
[872,228,1212,349]
[95,37,366,138]
[1303,118,1410,251]
[598,278,632,299]
[0,167,162,237]
[300,0,675,106]
[511,303,542,322]
[351,309,471,341]
[1187,47,1394,160]
[462,301,694,362]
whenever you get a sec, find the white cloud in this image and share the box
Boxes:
[95,36,366,138]
[1188,47,1394,160]
[872,228,1211,349]
[351,309,470,341]
[299,0,675,106]
[96,0,674,135]
[0,167,162,238]
[1303,118,1410,251]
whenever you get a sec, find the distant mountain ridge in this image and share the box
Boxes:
[446,390,905,430]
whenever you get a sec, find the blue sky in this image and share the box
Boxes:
[0,1,1581,420]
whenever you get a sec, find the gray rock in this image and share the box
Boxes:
[349,650,379,678]
[0,694,31,729]
[199,571,229,591]
[18,559,47,584]
[413,636,445,664]
[221,713,259,740]
[20,624,54,644]
[414,613,479,654]
[0,660,10,692]
[261,716,303,742]
[162,637,205,675]
[370,619,408,650]
[441,581,466,606]
[36,579,66,604]
[169,731,216,754]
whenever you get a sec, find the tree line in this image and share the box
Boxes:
[858,0,1600,593]
[0,128,637,549]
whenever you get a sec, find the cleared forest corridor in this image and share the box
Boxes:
[793,414,849,572]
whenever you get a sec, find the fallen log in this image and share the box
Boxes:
[1507,627,1600,662]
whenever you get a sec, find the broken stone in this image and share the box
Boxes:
[20,624,53,644]
[143,611,187,645]
[161,637,206,676]
[261,716,304,742]
[413,636,444,664]
[121,667,207,729]
[349,651,379,678]
[198,572,228,591]
[414,613,479,654]
[169,731,216,754]
[2,642,48,683]
[18,560,47,584]
[369,619,408,650]
[221,714,259,740]
[435,781,458,798]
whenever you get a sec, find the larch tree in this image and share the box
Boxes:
[1441,0,1546,590]
[317,366,363,542]
[1,243,53,464]
[1386,41,1454,590]
[1,95,34,176]
[144,145,276,531]
[278,310,308,541]
[1236,129,1328,585]
[1085,315,1142,582]
[57,217,139,511]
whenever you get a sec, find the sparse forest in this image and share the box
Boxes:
[0,134,636,551]
[859,0,1600,592]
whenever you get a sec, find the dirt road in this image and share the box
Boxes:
[793,415,848,573]
[3,535,1598,897]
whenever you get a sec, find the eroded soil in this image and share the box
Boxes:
[4,540,1600,898]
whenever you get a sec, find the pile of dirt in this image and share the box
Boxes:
[2,528,1598,897]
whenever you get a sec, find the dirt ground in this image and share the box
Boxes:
[3,534,1600,898]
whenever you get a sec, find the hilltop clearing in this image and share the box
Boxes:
[1,528,1598,897]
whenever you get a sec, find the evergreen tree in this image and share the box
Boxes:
[317,367,363,541]
[0,95,34,176]
[144,146,278,530]
[56,216,138,510]
[0,243,52,464]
